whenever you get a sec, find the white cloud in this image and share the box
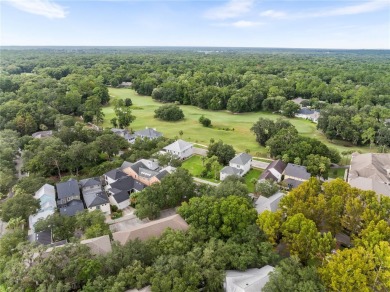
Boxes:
[5,0,67,19]
[259,10,286,19]
[231,20,263,27]
[260,0,389,20]
[204,0,255,20]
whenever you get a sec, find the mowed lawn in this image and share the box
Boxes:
[244,169,263,193]
[104,88,374,155]
[181,155,222,183]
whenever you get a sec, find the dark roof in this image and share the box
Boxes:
[83,191,109,208]
[130,161,148,175]
[259,170,277,182]
[79,177,101,189]
[284,164,311,180]
[133,180,146,191]
[156,170,169,181]
[110,176,134,192]
[112,190,129,203]
[230,153,252,166]
[138,167,159,179]
[298,107,316,115]
[266,160,287,174]
[104,169,127,181]
[56,179,80,199]
[59,200,85,216]
[28,230,52,245]
[120,161,133,170]
[283,178,304,189]
[134,128,163,139]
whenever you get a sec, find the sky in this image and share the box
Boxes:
[1,0,389,49]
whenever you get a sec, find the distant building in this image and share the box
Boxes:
[31,130,53,139]
[295,107,320,123]
[348,153,390,197]
[225,266,274,292]
[163,139,193,160]
[111,127,163,144]
[112,214,189,245]
[56,179,85,216]
[220,153,252,181]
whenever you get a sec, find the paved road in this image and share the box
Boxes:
[251,160,270,169]
[193,177,220,187]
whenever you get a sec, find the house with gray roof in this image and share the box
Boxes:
[134,128,163,140]
[104,168,128,185]
[295,107,320,123]
[258,160,287,183]
[255,192,285,214]
[220,153,252,181]
[163,139,193,159]
[29,184,57,231]
[106,175,146,210]
[31,130,53,139]
[224,265,274,292]
[56,179,85,216]
[282,163,311,189]
[348,153,390,197]
[80,177,111,215]
[111,128,135,143]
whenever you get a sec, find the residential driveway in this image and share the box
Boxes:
[193,147,207,156]
[251,160,269,169]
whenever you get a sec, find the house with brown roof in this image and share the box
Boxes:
[348,153,390,197]
[112,214,189,245]
[258,159,287,183]
[80,235,112,255]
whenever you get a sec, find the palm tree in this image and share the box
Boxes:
[7,217,26,230]
[250,178,258,195]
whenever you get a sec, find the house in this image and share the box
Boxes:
[31,130,53,139]
[282,163,311,189]
[106,176,146,210]
[80,177,111,215]
[111,128,135,143]
[104,168,128,185]
[122,159,171,186]
[112,214,189,245]
[80,235,112,255]
[56,179,85,216]
[295,107,320,123]
[163,139,193,160]
[134,128,163,141]
[348,153,390,197]
[291,97,308,106]
[220,153,252,181]
[29,184,57,231]
[28,230,67,247]
[255,192,285,214]
[258,160,287,183]
[119,81,132,88]
[224,266,274,292]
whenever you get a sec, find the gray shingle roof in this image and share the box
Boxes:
[134,128,162,139]
[83,191,109,208]
[220,166,241,175]
[230,153,252,166]
[104,169,127,181]
[156,170,169,181]
[112,190,129,203]
[133,180,146,192]
[59,200,85,216]
[163,139,192,152]
[284,164,311,180]
[266,159,287,174]
[283,178,304,189]
[138,167,159,179]
[259,170,277,182]
[56,179,80,199]
[28,230,52,245]
[79,177,101,189]
[110,176,134,192]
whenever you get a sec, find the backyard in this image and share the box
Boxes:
[104,88,374,155]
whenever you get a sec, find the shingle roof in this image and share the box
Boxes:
[297,107,316,115]
[31,130,53,138]
[225,266,274,292]
[83,191,109,208]
[138,167,159,179]
[130,161,148,174]
[112,190,130,204]
[104,169,128,181]
[255,192,285,214]
[163,139,193,152]
[28,230,52,245]
[283,178,304,189]
[284,164,311,180]
[35,184,55,200]
[80,235,112,255]
[220,166,241,175]
[113,214,189,245]
[155,170,169,181]
[120,161,133,170]
[266,159,287,174]
[349,177,390,197]
[56,179,80,199]
[79,177,101,189]
[258,170,277,182]
[230,153,252,166]
[348,153,390,184]
[110,176,134,192]
[134,128,162,139]
[59,200,85,216]
[133,180,146,192]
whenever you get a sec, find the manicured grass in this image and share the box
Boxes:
[329,168,346,179]
[181,155,221,183]
[104,88,375,155]
[244,169,263,193]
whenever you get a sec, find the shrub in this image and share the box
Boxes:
[154,104,184,121]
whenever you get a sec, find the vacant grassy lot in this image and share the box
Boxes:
[244,169,263,193]
[104,88,373,155]
[181,155,222,183]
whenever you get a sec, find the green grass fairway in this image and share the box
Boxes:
[104,88,374,155]
[244,169,263,193]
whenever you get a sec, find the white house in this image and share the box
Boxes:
[29,184,57,231]
[220,153,252,181]
[163,139,193,160]
[258,160,287,183]
[225,266,274,292]
[108,190,130,210]
[79,178,111,215]
[295,107,320,123]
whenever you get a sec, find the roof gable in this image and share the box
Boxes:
[84,191,109,208]
[284,164,311,180]
[230,153,252,166]
[56,179,80,199]
[163,139,193,152]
